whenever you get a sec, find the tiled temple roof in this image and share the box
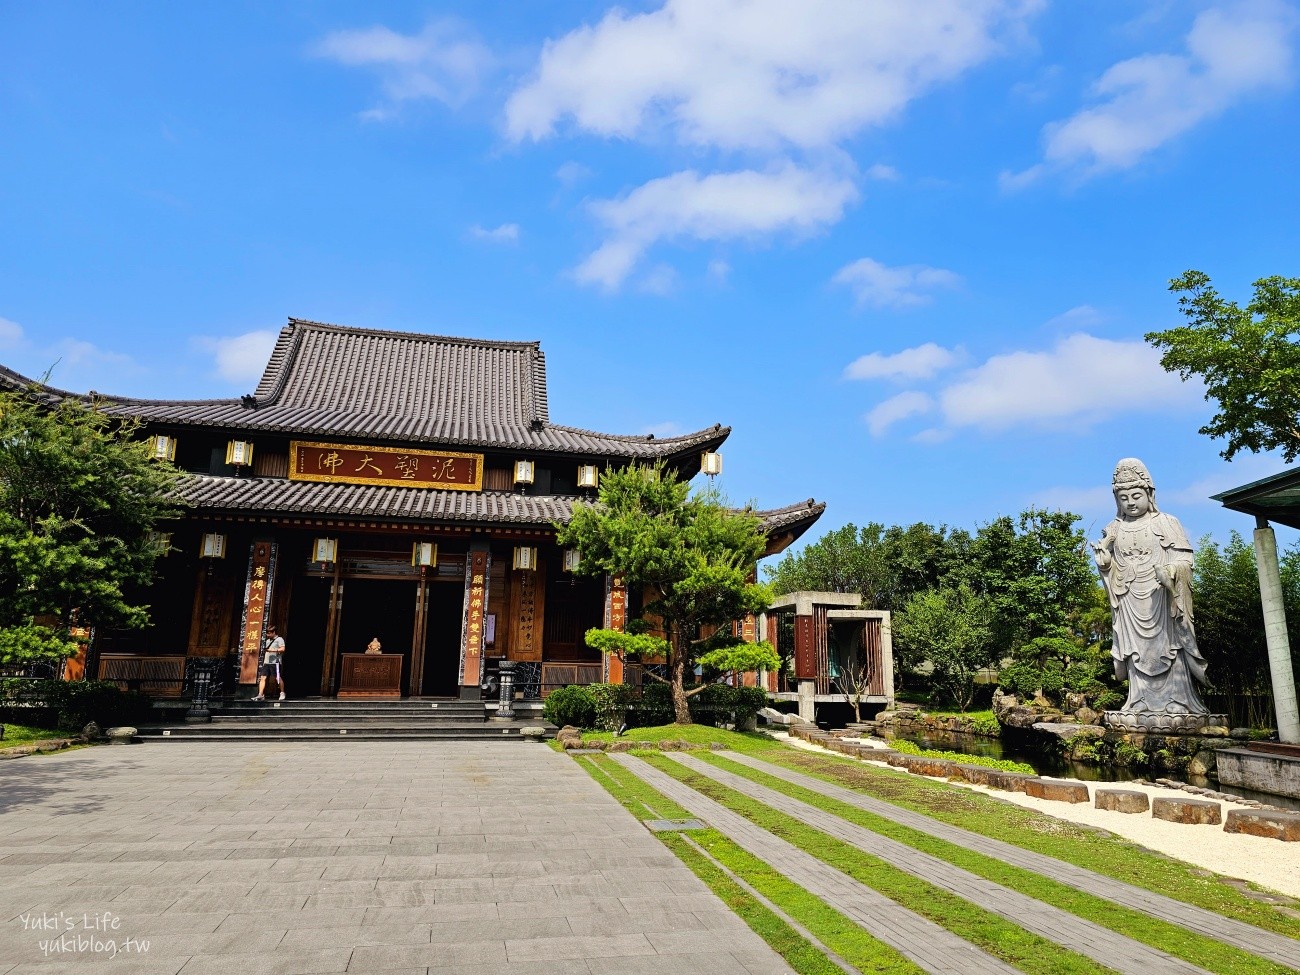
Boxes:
[177,473,823,539]
[0,318,729,460]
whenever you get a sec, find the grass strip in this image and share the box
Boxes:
[648,754,1118,975]
[575,754,919,975]
[664,830,926,975]
[700,752,1296,975]
[765,747,1300,939]
[0,724,71,748]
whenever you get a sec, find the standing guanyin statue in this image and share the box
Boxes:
[1093,458,1224,732]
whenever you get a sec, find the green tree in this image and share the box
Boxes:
[1191,531,1300,727]
[1146,270,1300,461]
[764,521,964,613]
[0,390,184,666]
[556,463,776,724]
[957,508,1097,658]
[892,583,994,712]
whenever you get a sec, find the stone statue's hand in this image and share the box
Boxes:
[1155,565,1173,589]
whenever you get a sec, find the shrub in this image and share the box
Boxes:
[541,685,596,728]
[0,679,152,730]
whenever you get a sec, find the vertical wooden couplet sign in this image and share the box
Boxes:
[740,612,758,687]
[458,546,490,693]
[238,541,278,684]
[604,574,627,684]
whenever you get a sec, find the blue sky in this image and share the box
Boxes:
[3,1,1299,557]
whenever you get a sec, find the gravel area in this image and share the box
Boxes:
[776,732,1300,899]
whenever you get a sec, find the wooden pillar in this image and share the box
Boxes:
[604,574,627,684]
[320,562,343,697]
[409,572,430,696]
[458,543,490,700]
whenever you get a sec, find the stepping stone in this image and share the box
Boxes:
[1151,796,1222,825]
[1024,778,1090,803]
[1223,808,1300,841]
[985,771,1037,793]
[1095,789,1150,813]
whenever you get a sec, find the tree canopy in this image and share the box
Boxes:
[0,390,184,665]
[556,463,776,724]
[1146,270,1300,461]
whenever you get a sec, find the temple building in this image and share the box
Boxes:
[2,319,824,701]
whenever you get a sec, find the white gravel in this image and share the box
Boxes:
[773,731,1300,899]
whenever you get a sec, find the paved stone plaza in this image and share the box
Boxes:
[0,742,790,975]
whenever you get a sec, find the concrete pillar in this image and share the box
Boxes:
[1252,519,1300,744]
[797,679,816,723]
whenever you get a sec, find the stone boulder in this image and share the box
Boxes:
[1074,707,1101,727]
[81,721,102,742]
[1095,789,1149,813]
[1151,796,1222,825]
[1024,778,1090,803]
[106,727,137,745]
[605,740,636,753]
[1223,808,1300,841]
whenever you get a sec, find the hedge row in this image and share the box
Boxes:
[542,682,768,731]
[0,679,154,731]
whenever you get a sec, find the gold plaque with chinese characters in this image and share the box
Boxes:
[289,441,483,491]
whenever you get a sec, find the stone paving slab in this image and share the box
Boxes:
[718,750,1300,967]
[0,742,793,975]
[610,753,1019,975]
[667,752,1210,975]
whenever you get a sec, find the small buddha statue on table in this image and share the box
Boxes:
[365,637,382,655]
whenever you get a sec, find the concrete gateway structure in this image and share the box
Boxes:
[1,318,824,703]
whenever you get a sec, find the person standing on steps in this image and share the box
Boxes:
[253,625,286,701]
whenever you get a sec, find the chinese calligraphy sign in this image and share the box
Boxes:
[459,549,489,687]
[238,542,277,683]
[290,441,483,490]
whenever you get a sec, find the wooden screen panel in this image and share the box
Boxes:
[253,453,290,478]
[793,614,816,679]
[865,618,886,696]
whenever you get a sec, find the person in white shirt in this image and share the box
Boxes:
[252,625,286,701]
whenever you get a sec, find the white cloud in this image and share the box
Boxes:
[555,161,593,185]
[0,317,23,348]
[313,19,493,116]
[865,163,901,181]
[195,331,278,386]
[637,264,678,296]
[844,342,959,381]
[469,223,520,243]
[53,339,132,370]
[865,391,933,436]
[833,257,961,308]
[939,333,1202,430]
[707,259,731,282]
[506,0,1041,150]
[574,164,858,290]
[1007,1,1296,181]
[1044,304,1106,331]
[1027,485,1115,516]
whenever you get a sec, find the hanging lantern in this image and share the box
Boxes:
[225,440,254,467]
[513,460,535,486]
[199,532,227,559]
[312,537,338,564]
[513,546,538,571]
[576,464,599,489]
[700,451,723,476]
[411,541,438,567]
[562,548,581,572]
[148,434,177,462]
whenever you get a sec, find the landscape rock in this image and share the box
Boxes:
[1186,750,1218,776]
[1074,707,1101,726]
[81,721,102,741]
[519,725,548,740]
[1151,796,1222,825]
[952,764,993,786]
[605,740,635,753]
[106,726,136,745]
[1024,778,1090,803]
[1095,789,1150,813]
[1223,808,1300,841]
[985,771,1037,793]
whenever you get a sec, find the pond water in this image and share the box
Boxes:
[878,728,1300,811]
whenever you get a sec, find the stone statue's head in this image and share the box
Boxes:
[1111,457,1157,515]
